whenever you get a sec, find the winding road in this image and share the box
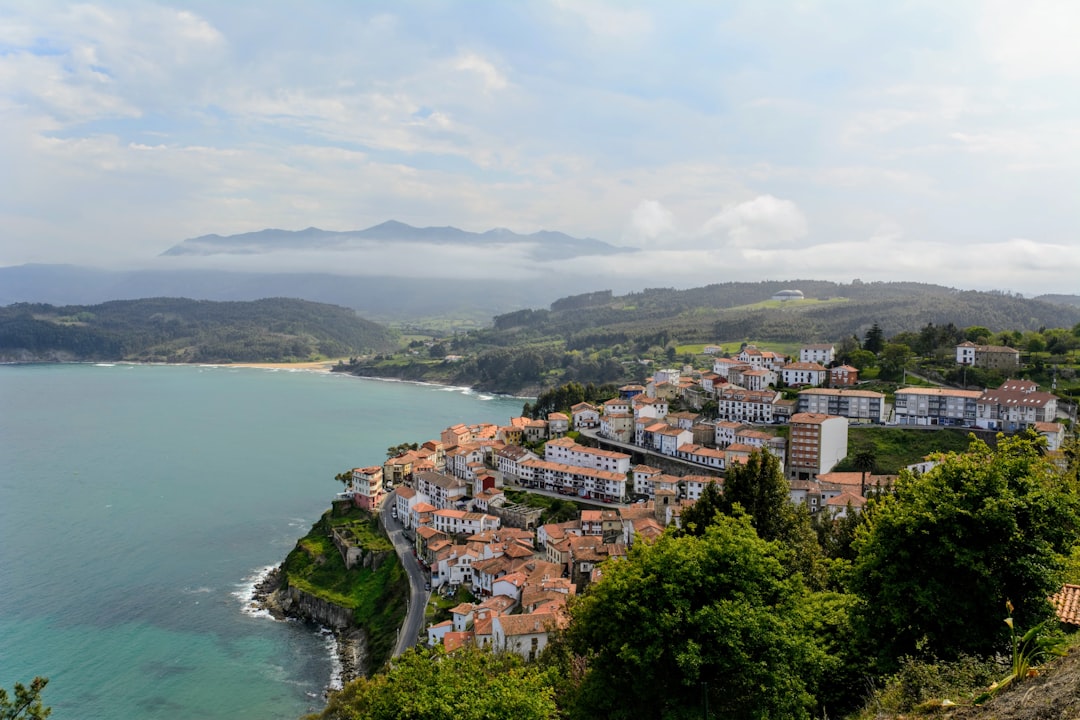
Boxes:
[380,496,430,657]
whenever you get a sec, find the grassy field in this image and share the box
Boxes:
[281,505,408,671]
[726,297,851,312]
[836,427,985,474]
[677,340,805,357]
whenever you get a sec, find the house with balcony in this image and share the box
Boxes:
[976,379,1058,431]
[893,387,981,427]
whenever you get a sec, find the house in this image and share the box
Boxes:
[599,412,635,443]
[800,344,835,365]
[713,419,743,447]
[796,388,886,424]
[348,465,385,510]
[619,384,647,400]
[780,362,828,388]
[393,486,419,529]
[547,412,570,437]
[414,470,468,510]
[650,369,681,387]
[492,612,565,661]
[441,423,472,448]
[432,508,501,536]
[893,387,982,427]
[1034,421,1066,452]
[683,475,722,502]
[652,425,693,456]
[633,395,670,420]
[740,368,777,391]
[715,387,781,423]
[602,398,631,415]
[787,413,848,481]
[571,402,600,429]
[632,465,663,498]
[667,411,700,431]
[544,437,631,474]
[519,459,626,502]
[955,342,1020,370]
[678,444,725,470]
[712,357,744,379]
[737,345,786,371]
[495,445,540,481]
[829,365,859,387]
[976,379,1058,431]
[824,491,867,518]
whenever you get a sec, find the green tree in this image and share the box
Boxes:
[852,449,877,495]
[864,322,885,354]
[1,677,50,720]
[710,450,829,589]
[385,442,418,459]
[717,450,791,542]
[848,348,877,371]
[877,342,912,381]
[965,325,992,343]
[334,470,353,490]
[678,480,724,536]
[851,434,1080,671]
[308,645,557,720]
[566,514,824,719]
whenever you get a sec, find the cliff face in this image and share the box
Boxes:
[270,506,409,679]
[277,585,354,629]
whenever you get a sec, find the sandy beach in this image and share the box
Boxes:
[209,359,346,372]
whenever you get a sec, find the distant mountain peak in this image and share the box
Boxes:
[160,221,637,261]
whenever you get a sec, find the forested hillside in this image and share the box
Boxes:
[342,280,1080,393]
[0,297,398,363]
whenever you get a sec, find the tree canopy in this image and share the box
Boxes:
[0,677,50,720]
[307,645,558,720]
[851,433,1080,670]
[565,513,824,719]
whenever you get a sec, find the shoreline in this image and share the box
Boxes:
[2,359,540,398]
[245,565,366,689]
[336,368,538,400]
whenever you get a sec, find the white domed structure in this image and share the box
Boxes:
[771,289,804,302]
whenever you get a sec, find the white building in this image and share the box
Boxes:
[800,344,835,365]
[787,413,848,481]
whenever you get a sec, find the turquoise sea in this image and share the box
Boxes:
[0,363,524,719]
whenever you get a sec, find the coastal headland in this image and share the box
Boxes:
[255,501,408,683]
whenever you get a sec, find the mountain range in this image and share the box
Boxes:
[160,220,635,262]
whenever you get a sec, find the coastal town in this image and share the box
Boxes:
[333,339,1073,662]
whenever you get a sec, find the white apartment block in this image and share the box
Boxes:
[715,387,780,424]
[544,437,631,474]
[893,388,981,427]
[797,388,886,423]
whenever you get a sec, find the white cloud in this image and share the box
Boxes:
[699,195,808,249]
[979,0,1080,79]
[624,200,677,247]
[455,52,508,92]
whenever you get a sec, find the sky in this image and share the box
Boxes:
[2,0,1079,294]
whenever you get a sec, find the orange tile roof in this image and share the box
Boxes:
[1052,584,1080,625]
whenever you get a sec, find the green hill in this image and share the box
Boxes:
[0,297,399,363]
[343,280,1080,394]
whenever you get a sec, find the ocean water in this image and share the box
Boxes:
[0,364,524,719]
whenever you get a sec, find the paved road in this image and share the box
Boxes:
[380,497,430,657]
